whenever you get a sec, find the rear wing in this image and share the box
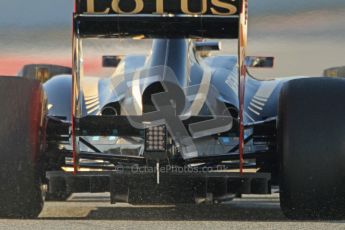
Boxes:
[74,0,243,39]
[71,0,249,173]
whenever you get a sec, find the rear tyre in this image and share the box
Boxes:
[278,78,345,220]
[0,77,46,218]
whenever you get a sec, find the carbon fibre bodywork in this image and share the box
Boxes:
[45,39,291,123]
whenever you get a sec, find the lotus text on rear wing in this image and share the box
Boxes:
[78,0,241,15]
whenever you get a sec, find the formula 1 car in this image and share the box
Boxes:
[1,0,345,220]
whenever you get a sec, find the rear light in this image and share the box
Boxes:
[145,126,167,152]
